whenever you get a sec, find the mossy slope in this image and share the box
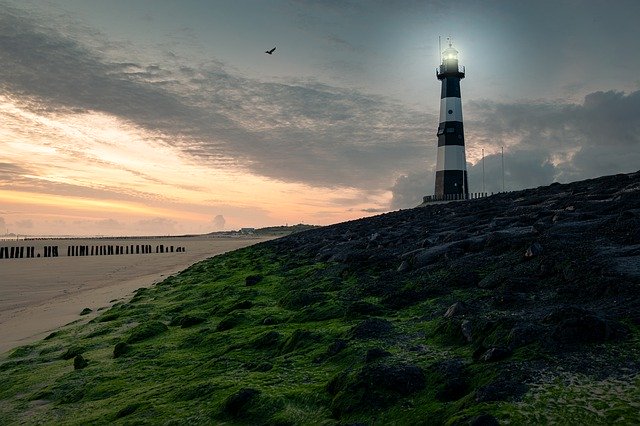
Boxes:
[1,171,640,425]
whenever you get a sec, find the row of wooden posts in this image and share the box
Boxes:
[0,244,186,259]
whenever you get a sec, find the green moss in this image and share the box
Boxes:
[0,242,638,425]
[126,321,168,343]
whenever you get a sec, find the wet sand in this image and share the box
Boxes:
[0,235,272,354]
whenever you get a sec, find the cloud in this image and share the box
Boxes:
[0,7,432,192]
[466,90,640,182]
[212,214,226,230]
[15,219,33,229]
[135,217,178,235]
[2,5,639,214]
[390,171,434,209]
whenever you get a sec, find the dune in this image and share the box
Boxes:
[0,235,272,353]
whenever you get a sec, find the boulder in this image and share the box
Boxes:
[444,301,468,318]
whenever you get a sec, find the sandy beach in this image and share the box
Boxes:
[0,235,272,354]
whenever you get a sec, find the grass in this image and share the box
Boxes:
[1,243,639,425]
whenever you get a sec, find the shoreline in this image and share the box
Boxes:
[0,236,273,354]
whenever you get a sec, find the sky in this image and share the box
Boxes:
[1,0,639,236]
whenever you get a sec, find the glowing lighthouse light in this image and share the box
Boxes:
[434,38,468,200]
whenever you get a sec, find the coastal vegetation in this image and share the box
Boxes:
[1,171,639,425]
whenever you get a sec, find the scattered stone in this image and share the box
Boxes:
[444,301,468,318]
[525,242,543,258]
[245,275,263,286]
[223,388,260,417]
[326,339,348,357]
[479,347,512,362]
[431,359,470,402]
[113,342,129,359]
[61,346,84,360]
[364,347,391,363]
[73,354,88,370]
[231,300,253,311]
[461,320,474,342]
[397,260,410,273]
[330,363,426,416]
[179,315,206,328]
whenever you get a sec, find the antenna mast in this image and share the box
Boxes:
[438,36,442,62]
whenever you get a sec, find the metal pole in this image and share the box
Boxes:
[482,148,485,194]
[501,146,505,192]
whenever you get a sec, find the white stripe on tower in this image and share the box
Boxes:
[436,145,466,171]
[439,97,463,123]
[434,38,468,199]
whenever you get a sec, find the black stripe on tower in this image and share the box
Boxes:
[437,122,465,146]
[440,77,461,99]
[435,170,468,196]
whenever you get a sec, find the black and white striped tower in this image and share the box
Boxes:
[435,39,468,199]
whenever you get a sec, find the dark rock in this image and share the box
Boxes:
[80,308,93,315]
[245,274,263,286]
[61,346,84,360]
[469,414,500,426]
[429,359,470,402]
[461,320,474,342]
[397,260,410,273]
[364,347,391,363]
[479,347,512,362]
[216,314,244,331]
[251,331,282,349]
[179,315,206,328]
[477,270,511,289]
[230,300,253,310]
[330,363,426,416]
[544,306,619,344]
[115,404,139,418]
[412,245,452,268]
[327,339,348,357]
[73,354,88,370]
[113,342,129,359]
[444,301,468,318]
[223,388,260,417]
[525,242,543,258]
[262,316,277,325]
[348,318,394,340]
[507,325,543,349]
[244,275,264,287]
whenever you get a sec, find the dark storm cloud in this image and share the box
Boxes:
[390,91,640,208]
[467,90,640,181]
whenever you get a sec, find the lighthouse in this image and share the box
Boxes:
[435,38,468,199]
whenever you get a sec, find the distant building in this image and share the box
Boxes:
[240,228,256,235]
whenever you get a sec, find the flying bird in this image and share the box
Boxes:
[265,47,276,55]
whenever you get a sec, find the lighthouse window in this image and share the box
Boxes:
[446,128,454,133]
[448,109,453,114]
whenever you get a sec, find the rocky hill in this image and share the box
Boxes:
[1,171,639,425]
